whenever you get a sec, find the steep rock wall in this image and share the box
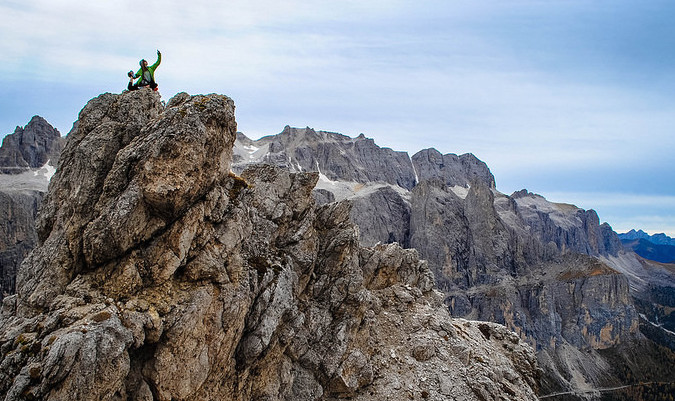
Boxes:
[0,190,44,300]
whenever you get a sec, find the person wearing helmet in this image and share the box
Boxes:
[128,50,161,91]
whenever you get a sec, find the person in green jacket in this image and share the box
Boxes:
[128,50,161,91]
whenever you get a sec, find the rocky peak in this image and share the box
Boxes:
[0,90,539,401]
[412,148,496,189]
[0,116,64,174]
[234,126,419,190]
[620,229,675,246]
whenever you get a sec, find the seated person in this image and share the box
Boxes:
[128,50,161,91]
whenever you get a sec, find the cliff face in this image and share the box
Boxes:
[0,190,44,299]
[0,90,540,401]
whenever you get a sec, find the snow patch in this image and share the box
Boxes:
[318,172,337,186]
[314,177,411,203]
[411,157,419,186]
[450,185,469,200]
[34,161,57,181]
[515,195,581,230]
[233,139,269,163]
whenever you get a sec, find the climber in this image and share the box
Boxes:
[128,50,161,91]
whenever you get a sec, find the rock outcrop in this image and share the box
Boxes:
[0,90,540,401]
[0,116,63,174]
[411,148,495,189]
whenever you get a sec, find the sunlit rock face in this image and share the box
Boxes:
[0,90,540,401]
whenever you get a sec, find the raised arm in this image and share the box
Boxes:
[150,50,162,69]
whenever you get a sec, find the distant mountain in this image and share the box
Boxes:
[619,229,675,246]
[0,115,64,174]
[621,238,675,264]
[0,116,62,300]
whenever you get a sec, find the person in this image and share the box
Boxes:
[128,50,161,91]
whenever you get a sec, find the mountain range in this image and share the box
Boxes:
[619,230,675,264]
[1,91,674,400]
[619,229,675,247]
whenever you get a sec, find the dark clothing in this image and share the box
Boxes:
[128,80,158,91]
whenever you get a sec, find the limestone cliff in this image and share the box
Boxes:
[0,90,540,401]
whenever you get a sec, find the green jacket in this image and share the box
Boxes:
[133,52,161,85]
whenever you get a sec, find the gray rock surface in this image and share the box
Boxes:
[348,186,411,248]
[412,148,495,189]
[0,90,540,401]
[0,116,60,301]
[0,190,43,300]
[234,127,418,189]
[0,116,64,174]
[233,127,492,192]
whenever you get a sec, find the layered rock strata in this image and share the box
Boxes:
[0,90,540,401]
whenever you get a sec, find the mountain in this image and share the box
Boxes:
[0,116,64,174]
[0,117,61,301]
[620,229,675,246]
[233,126,675,398]
[0,90,541,401]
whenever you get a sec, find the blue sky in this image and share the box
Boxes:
[2,0,674,236]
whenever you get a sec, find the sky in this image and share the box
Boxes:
[1,0,674,236]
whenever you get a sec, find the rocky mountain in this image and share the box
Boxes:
[619,229,675,247]
[0,116,64,174]
[233,127,675,398]
[0,90,541,401]
[0,118,61,301]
